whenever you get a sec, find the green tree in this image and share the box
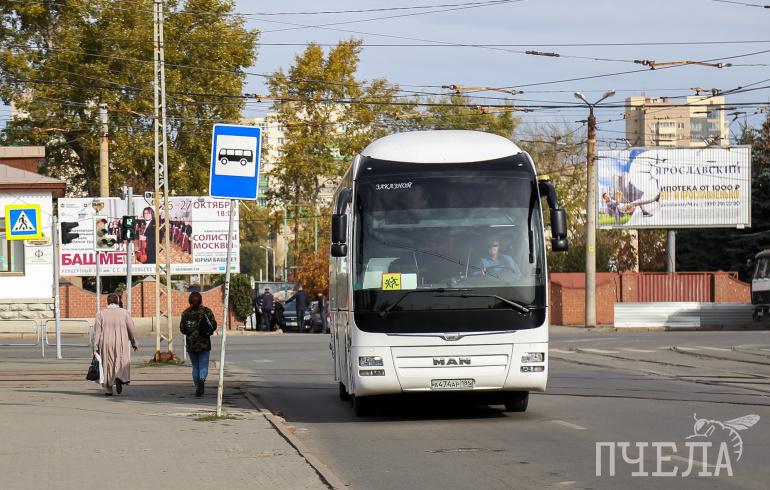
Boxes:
[405,93,517,138]
[677,115,770,278]
[265,39,402,268]
[0,0,258,196]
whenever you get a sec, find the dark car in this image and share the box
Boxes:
[282,299,312,332]
[283,299,324,333]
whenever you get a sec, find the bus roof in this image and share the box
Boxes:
[360,130,523,164]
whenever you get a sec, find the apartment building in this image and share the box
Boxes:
[624,96,729,147]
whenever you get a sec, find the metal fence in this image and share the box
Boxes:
[0,319,93,358]
[634,273,715,302]
[615,302,755,328]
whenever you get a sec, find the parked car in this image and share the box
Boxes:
[282,299,324,333]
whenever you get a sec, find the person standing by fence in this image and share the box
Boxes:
[94,293,138,396]
[180,292,217,397]
[258,287,274,332]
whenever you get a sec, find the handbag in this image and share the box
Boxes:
[86,355,99,381]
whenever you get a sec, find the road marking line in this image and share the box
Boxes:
[581,348,620,354]
[551,420,587,431]
[253,359,275,363]
[550,348,572,354]
[620,348,656,353]
[676,347,700,352]
[698,346,732,352]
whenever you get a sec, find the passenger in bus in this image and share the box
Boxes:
[474,239,520,277]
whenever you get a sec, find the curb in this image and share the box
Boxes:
[240,388,347,490]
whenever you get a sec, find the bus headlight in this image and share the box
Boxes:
[521,352,545,363]
[359,356,384,367]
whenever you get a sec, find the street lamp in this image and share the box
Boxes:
[258,244,275,282]
[573,90,615,328]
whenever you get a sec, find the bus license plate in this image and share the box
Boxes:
[431,379,474,390]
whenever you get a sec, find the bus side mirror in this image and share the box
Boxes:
[331,243,348,257]
[331,214,347,244]
[550,208,569,252]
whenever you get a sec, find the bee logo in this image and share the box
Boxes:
[687,414,760,462]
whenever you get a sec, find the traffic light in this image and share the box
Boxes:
[60,221,80,245]
[94,217,117,250]
[121,216,137,241]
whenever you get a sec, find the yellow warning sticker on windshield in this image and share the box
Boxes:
[382,273,402,290]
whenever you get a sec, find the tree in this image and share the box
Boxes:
[518,125,637,273]
[677,114,770,278]
[0,0,258,196]
[266,39,403,277]
[405,93,517,138]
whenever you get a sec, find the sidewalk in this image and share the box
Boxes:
[0,357,329,490]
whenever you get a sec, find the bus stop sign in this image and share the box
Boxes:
[209,124,262,200]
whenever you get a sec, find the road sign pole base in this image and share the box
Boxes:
[152,351,179,363]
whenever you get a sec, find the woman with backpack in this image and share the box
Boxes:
[180,291,217,397]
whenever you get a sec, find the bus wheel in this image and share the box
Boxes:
[338,382,350,402]
[503,391,529,412]
[352,395,375,417]
[240,158,247,166]
[220,158,228,165]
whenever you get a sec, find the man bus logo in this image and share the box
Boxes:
[433,357,471,366]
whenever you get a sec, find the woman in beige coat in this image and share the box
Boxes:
[94,293,138,395]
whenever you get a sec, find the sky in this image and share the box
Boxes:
[234,0,770,141]
[1,0,767,143]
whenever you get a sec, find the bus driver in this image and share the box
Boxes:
[475,239,520,277]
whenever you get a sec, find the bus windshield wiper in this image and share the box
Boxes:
[435,293,532,315]
[378,288,472,318]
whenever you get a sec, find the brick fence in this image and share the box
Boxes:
[59,280,234,327]
[550,272,750,326]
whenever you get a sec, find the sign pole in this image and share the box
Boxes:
[216,199,235,417]
[53,215,62,359]
[95,250,101,314]
[125,187,134,315]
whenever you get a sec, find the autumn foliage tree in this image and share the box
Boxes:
[0,0,258,196]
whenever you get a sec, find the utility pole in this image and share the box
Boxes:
[574,90,615,328]
[53,216,62,359]
[153,0,174,360]
[99,103,109,197]
[667,231,676,272]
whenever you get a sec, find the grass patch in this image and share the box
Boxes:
[194,413,242,422]
[135,358,185,368]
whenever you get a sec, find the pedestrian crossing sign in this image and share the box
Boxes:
[4,204,42,240]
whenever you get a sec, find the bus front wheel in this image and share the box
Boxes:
[338,382,350,401]
[239,158,248,166]
[352,394,375,417]
[503,391,529,412]
[219,158,228,165]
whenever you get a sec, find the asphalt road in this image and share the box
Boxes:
[21,328,769,489]
[220,328,770,490]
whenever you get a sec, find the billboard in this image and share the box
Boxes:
[597,147,751,229]
[57,197,239,276]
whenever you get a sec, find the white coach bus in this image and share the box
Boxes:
[328,130,569,416]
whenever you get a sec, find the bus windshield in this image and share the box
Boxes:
[352,174,547,331]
